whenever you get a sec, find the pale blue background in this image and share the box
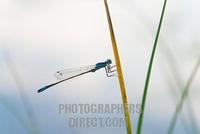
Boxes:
[0,0,200,134]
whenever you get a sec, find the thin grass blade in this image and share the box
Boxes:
[167,57,200,134]
[137,0,168,133]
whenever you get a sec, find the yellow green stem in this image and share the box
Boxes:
[104,0,133,134]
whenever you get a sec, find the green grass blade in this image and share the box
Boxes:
[167,57,200,134]
[137,0,168,133]
[129,2,199,133]
[130,4,199,132]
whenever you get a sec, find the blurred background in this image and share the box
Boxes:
[0,0,199,134]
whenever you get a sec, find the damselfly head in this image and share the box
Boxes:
[106,59,112,64]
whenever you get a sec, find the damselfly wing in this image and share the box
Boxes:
[55,65,96,80]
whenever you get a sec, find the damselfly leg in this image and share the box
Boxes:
[107,64,116,72]
[105,64,117,77]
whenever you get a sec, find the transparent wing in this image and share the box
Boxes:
[54,65,96,80]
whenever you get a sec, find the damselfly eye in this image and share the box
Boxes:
[107,59,112,64]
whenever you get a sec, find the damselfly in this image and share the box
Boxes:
[38,59,116,93]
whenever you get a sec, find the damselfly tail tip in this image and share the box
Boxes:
[38,86,48,93]
[38,83,55,93]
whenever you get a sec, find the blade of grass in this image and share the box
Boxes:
[167,57,200,134]
[129,2,199,132]
[163,65,198,134]
[161,44,200,134]
[137,0,168,133]
[104,0,133,134]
